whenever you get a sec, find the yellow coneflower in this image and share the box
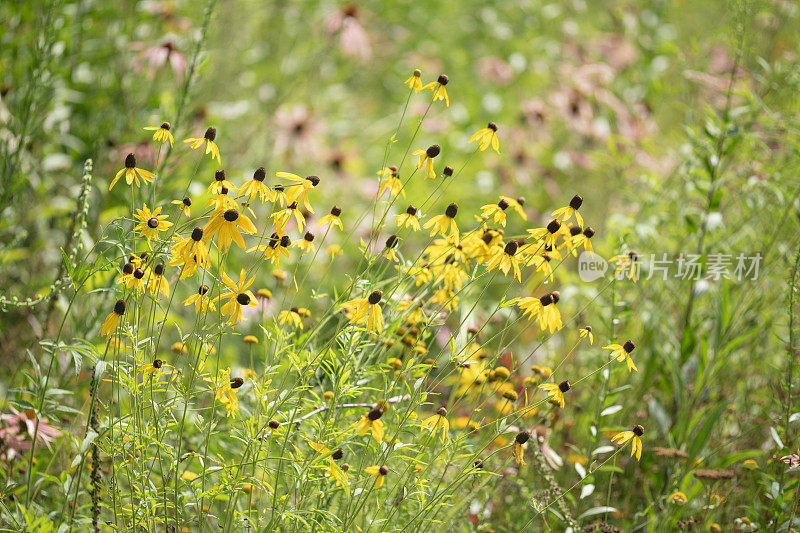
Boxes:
[250,233,292,267]
[172,342,188,354]
[424,203,459,244]
[499,195,526,221]
[610,251,639,282]
[516,292,562,333]
[213,368,244,418]
[171,196,192,216]
[579,326,594,344]
[318,206,343,231]
[377,165,404,198]
[412,144,440,180]
[217,269,258,326]
[610,424,644,461]
[604,340,638,373]
[271,184,289,208]
[140,359,164,376]
[147,263,169,298]
[327,244,343,258]
[421,407,449,442]
[551,195,584,226]
[278,173,320,212]
[206,187,237,214]
[144,122,174,147]
[293,231,316,253]
[278,307,304,329]
[396,205,420,231]
[184,127,221,165]
[422,74,449,107]
[569,226,595,255]
[480,198,510,226]
[514,430,530,466]
[207,169,237,195]
[239,167,273,202]
[382,235,401,263]
[364,465,389,489]
[468,122,500,153]
[340,290,383,334]
[528,219,565,249]
[133,204,172,243]
[486,240,522,281]
[117,264,147,293]
[404,68,423,92]
[354,407,385,443]
[243,335,259,345]
[203,208,257,251]
[539,380,570,408]
[525,251,554,282]
[100,299,126,337]
[109,153,156,190]
[170,227,211,279]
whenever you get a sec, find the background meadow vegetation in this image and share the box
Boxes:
[2,0,800,531]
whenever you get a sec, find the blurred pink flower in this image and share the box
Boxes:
[130,40,188,80]
[0,406,62,460]
[477,57,514,85]
[325,6,372,62]
[273,105,325,162]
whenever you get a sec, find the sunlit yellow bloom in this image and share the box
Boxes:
[109,153,156,190]
[327,244,343,258]
[514,431,530,466]
[172,196,192,216]
[610,425,644,461]
[354,407,385,443]
[404,68,423,92]
[485,241,522,281]
[250,233,292,267]
[147,263,169,298]
[207,169,236,195]
[139,359,164,376]
[271,184,289,208]
[525,252,555,281]
[206,189,238,214]
[213,368,244,418]
[116,262,147,293]
[395,205,420,231]
[133,204,172,243]
[551,195,584,226]
[239,167,273,202]
[528,219,566,249]
[100,299,126,337]
[516,292,562,333]
[183,127,221,165]
[424,203,459,244]
[364,465,388,489]
[293,231,316,253]
[172,342,188,354]
[431,287,459,312]
[243,335,258,345]
[217,269,258,325]
[610,252,639,282]
[480,198,509,226]
[340,290,383,333]
[377,166,404,198]
[412,144,440,180]
[468,122,500,153]
[170,227,211,278]
[422,74,450,107]
[144,122,174,147]
[421,407,450,442]
[318,206,343,231]
[203,208,257,251]
[500,196,527,221]
[579,326,594,345]
[539,380,570,408]
[569,226,595,256]
[276,172,319,212]
[604,340,638,373]
[278,307,304,329]
[272,201,306,232]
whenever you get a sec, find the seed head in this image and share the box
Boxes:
[153,359,163,369]
[236,293,251,306]
[498,198,509,210]
[331,205,342,217]
[623,340,635,353]
[268,420,280,429]
[550,291,560,304]
[546,219,561,234]
[541,253,551,262]
[306,175,320,187]
[223,209,239,222]
[436,406,448,416]
[517,196,526,206]
[515,431,530,445]
[160,122,170,130]
[569,226,582,237]
[385,235,398,249]
[215,169,226,182]
[332,448,344,460]
[504,241,517,256]
[368,290,382,305]
[204,127,216,141]
[191,227,204,241]
[182,196,192,206]
[583,227,595,238]
[443,166,454,177]
[304,232,315,242]
[147,217,159,229]
[487,122,498,132]
[503,390,518,401]
[230,377,244,389]
[569,195,583,210]
[633,424,644,436]
[122,262,134,275]
[378,465,389,475]
[426,144,441,158]
[114,299,126,315]
[367,407,384,421]
[445,203,458,218]
[280,235,291,247]
[406,205,417,216]
[539,293,553,306]
[413,68,421,77]
[253,167,266,182]
[341,463,350,471]
[133,268,145,279]
[199,285,209,295]
[125,153,136,168]
[154,263,165,276]
[558,380,570,392]
[437,74,449,85]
